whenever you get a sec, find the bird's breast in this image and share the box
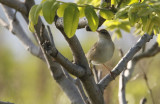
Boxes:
[91,39,114,65]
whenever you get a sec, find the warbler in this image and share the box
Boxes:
[86,29,115,65]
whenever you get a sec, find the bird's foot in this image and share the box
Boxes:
[109,71,115,80]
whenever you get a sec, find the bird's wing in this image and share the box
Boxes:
[86,42,99,60]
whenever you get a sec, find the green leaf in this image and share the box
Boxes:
[114,29,122,39]
[147,20,154,35]
[28,4,42,33]
[101,2,107,8]
[157,34,160,46]
[153,26,160,35]
[115,6,129,19]
[120,24,131,32]
[64,4,79,38]
[137,8,152,17]
[85,5,99,31]
[152,7,160,17]
[128,13,139,26]
[129,3,148,13]
[29,5,39,25]
[144,18,151,33]
[141,16,148,31]
[57,3,69,17]
[41,0,47,3]
[51,2,60,21]
[152,16,160,27]
[42,0,59,24]
[100,9,114,20]
[78,7,85,18]
[29,21,35,33]
[41,0,55,3]
[128,0,139,5]
[34,4,42,24]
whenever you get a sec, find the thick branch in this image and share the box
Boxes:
[0,0,27,15]
[47,44,85,77]
[55,17,104,104]
[51,63,85,104]
[55,19,89,70]
[98,33,153,91]
[74,78,90,104]
[38,26,85,104]
[34,22,85,77]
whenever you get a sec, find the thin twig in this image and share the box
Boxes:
[118,49,127,104]
[139,63,155,104]
[97,70,102,82]
[47,25,55,47]
[92,65,99,83]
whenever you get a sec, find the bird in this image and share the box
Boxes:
[86,29,115,77]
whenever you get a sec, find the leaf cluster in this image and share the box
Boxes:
[106,0,160,45]
[28,0,114,38]
[28,0,160,45]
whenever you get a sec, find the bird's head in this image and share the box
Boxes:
[96,29,111,40]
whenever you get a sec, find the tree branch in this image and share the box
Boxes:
[53,0,109,103]
[55,15,104,104]
[55,18,90,70]
[1,4,44,60]
[1,3,85,103]
[140,63,155,104]
[35,23,85,77]
[37,25,85,104]
[0,17,9,29]
[0,101,13,104]
[118,70,127,104]
[0,0,27,15]
[125,42,160,83]
[118,41,160,104]
[118,49,127,104]
[55,17,88,30]
[75,78,90,104]
[98,33,153,91]
[133,42,160,62]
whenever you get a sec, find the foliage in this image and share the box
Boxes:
[28,0,160,45]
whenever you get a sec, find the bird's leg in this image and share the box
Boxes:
[92,65,99,83]
[89,60,93,70]
[89,61,99,83]
[103,64,115,79]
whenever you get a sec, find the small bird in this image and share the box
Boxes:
[86,29,115,74]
